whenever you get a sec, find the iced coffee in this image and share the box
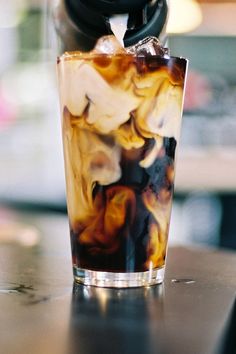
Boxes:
[57,36,187,287]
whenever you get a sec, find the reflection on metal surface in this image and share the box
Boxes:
[0,282,34,295]
[0,281,68,306]
[24,295,51,306]
[77,282,164,301]
[73,282,164,314]
[171,278,196,284]
[216,299,236,354]
[0,283,34,295]
[68,283,165,354]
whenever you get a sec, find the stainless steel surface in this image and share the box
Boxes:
[0,208,235,354]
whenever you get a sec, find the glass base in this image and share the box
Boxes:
[73,266,165,288]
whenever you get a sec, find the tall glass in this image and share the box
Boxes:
[57,52,187,288]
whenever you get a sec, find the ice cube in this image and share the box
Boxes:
[126,36,169,57]
[92,35,126,55]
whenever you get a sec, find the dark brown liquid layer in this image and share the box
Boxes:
[70,137,176,272]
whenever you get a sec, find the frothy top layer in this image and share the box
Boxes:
[60,35,169,57]
[58,49,186,142]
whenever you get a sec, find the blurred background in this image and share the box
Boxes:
[0,0,235,250]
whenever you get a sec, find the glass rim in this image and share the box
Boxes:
[57,51,188,63]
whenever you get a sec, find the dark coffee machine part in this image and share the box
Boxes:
[54,0,168,51]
